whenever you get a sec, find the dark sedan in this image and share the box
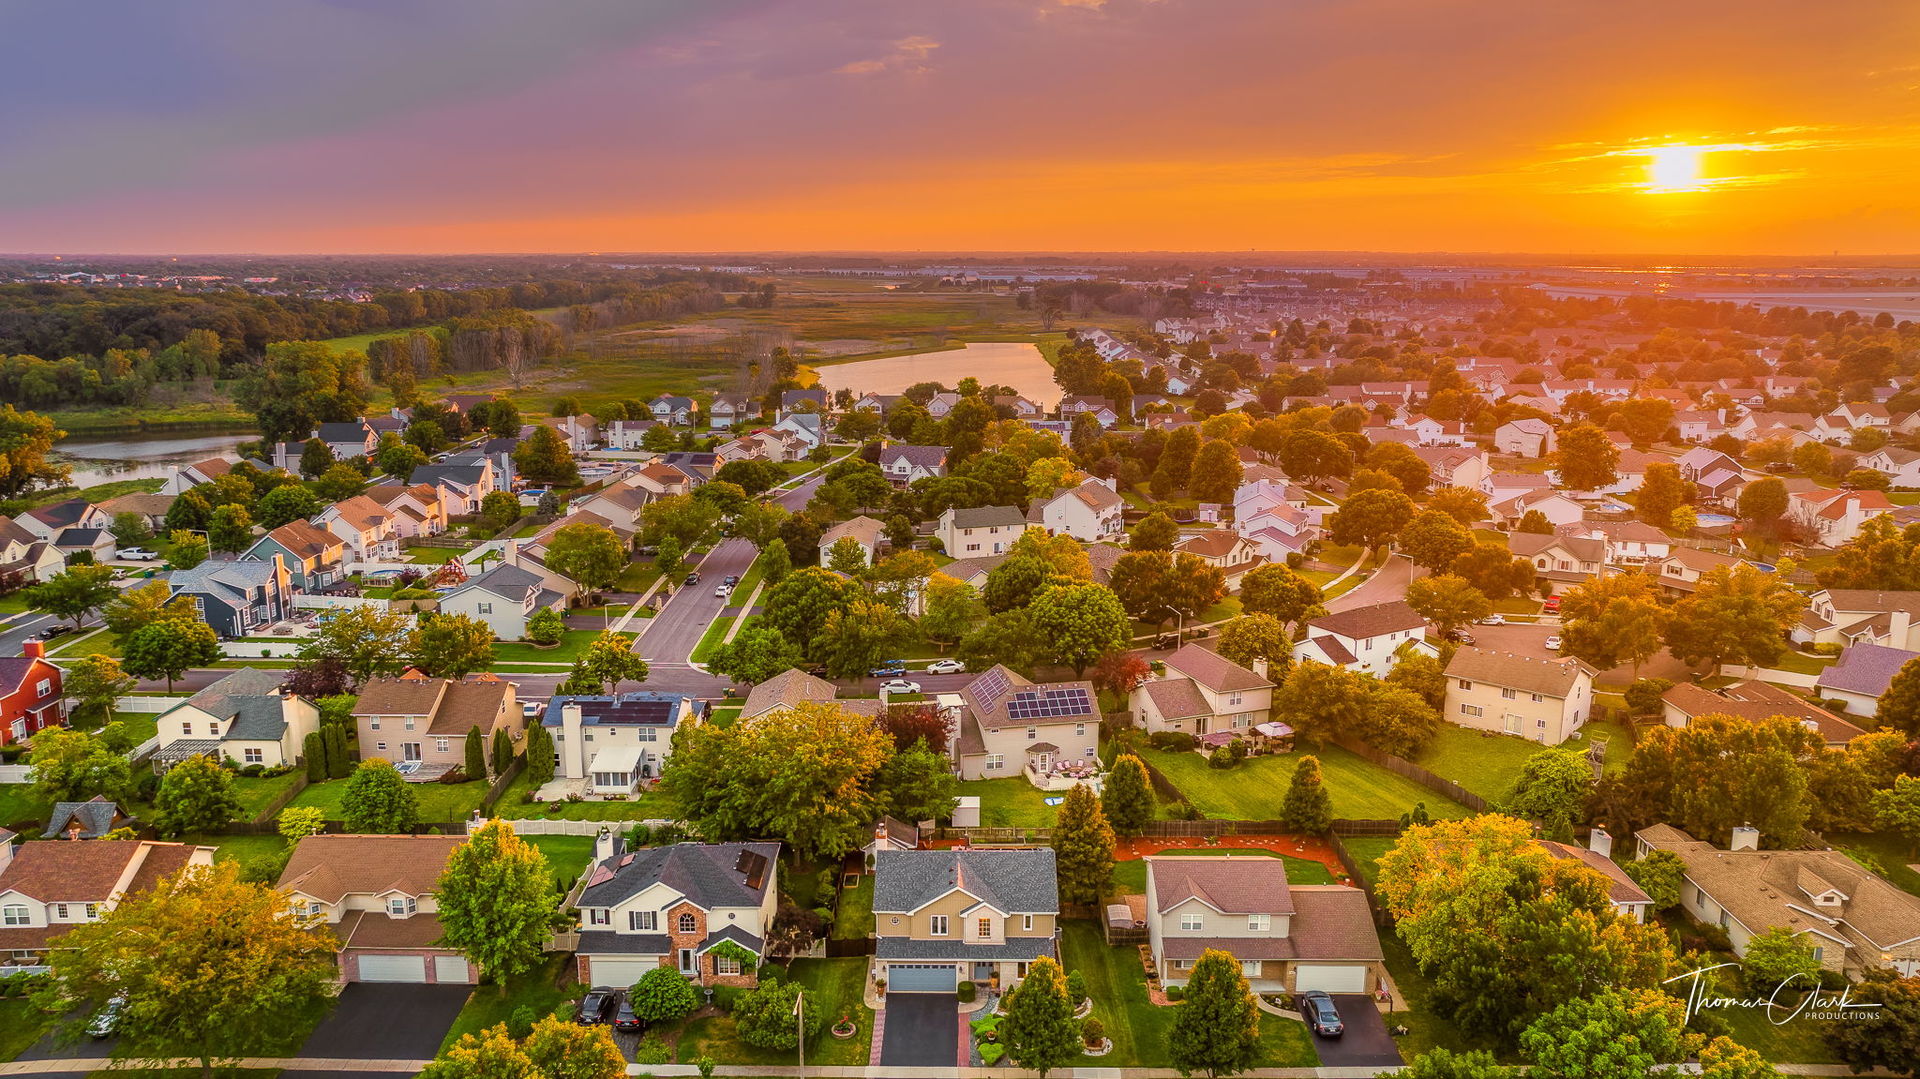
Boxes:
[575,988,619,1026]
[1299,990,1344,1038]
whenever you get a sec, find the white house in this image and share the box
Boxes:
[1027,478,1125,543]
[1293,602,1430,675]
[1494,419,1556,458]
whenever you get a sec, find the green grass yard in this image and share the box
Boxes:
[1410,726,1556,804]
[441,953,579,1051]
[955,778,1060,829]
[291,775,490,823]
[1834,830,1920,896]
[1110,848,1332,894]
[490,629,601,664]
[495,772,682,820]
[523,835,597,890]
[830,875,874,940]
[673,957,875,1067]
[0,998,56,1063]
[1148,747,1471,822]
[229,770,304,820]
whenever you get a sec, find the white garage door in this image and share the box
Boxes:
[590,958,660,989]
[358,954,427,983]
[887,963,958,993]
[1293,964,1369,994]
[434,956,471,983]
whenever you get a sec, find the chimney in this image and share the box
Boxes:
[562,701,586,780]
[1890,609,1912,648]
[594,825,618,865]
[1730,824,1761,852]
[23,639,45,660]
[502,539,520,568]
[1588,826,1613,859]
[1250,657,1269,679]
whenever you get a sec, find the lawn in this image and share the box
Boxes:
[1833,830,1920,896]
[495,773,683,821]
[49,628,120,658]
[614,561,662,593]
[830,875,873,940]
[1110,849,1332,895]
[1769,650,1838,676]
[407,546,470,565]
[228,770,305,820]
[1059,920,1318,1068]
[1336,835,1399,885]
[491,629,601,664]
[0,784,53,831]
[441,954,579,1050]
[524,835,598,891]
[955,777,1060,829]
[291,776,490,824]
[0,998,56,1063]
[1411,726,1555,804]
[1713,985,1844,1064]
[1148,746,1471,822]
[674,957,875,1067]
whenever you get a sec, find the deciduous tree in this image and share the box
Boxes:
[341,758,419,833]
[1503,751,1594,840]
[1029,582,1129,676]
[25,563,118,629]
[1214,614,1290,673]
[436,820,555,996]
[30,727,134,806]
[122,616,222,691]
[1664,565,1805,677]
[1401,509,1476,573]
[1406,575,1492,637]
[1635,462,1689,529]
[152,755,243,838]
[61,653,134,728]
[543,522,626,598]
[1237,563,1325,632]
[1559,572,1669,677]
[1274,661,1370,746]
[1004,956,1082,1079]
[408,612,496,678]
[1130,511,1179,551]
[1166,949,1262,1078]
[299,605,411,686]
[706,624,805,685]
[1519,989,1693,1079]
[1329,488,1416,552]
[1427,486,1490,527]
[1553,423,1620,492]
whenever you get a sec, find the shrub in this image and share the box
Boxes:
[1066,970,1088,1006]
[439,768,469,784]
[958,980,976,1003]
[978,1042,1007,1066]
[630,965,698,1023]
[1207,746,1237,769]
[1081,1016,1105,1044]
[633,1034,671,1066]
[1148,731,1198,752]
[1165,985,1184,1001]
[507,1005,537,1040]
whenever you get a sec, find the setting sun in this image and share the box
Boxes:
[1646,145,1707,193]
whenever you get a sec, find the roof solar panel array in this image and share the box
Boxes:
[1004,687,1094,721]
[970,667,1013,707]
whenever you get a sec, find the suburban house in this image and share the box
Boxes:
[937,505,1029,557]
[879,445,949,485]
[316,420,378,461]
[1508,532,1604,588]
[1538,829,1652,922]
[152,667,321,769]
[1858,447,1920,488]
[1443,647,1596,745]
[244,520,347,592]
[1787,489,1894,548]
[160,456,237,495]
[1815,642,1920,715]
[277,834,478,984]
[42,797,129,841]
[1635,824,1920,979]
[167,554,294,638]
[1059,395,1121,427]
[1172,531,1263,587]
[0,640,65,747]
[541,692,698,795]
[1660,680,1867,748]
[872,848,1059,993]
[1817,403,1893,442]
[574,836,780,988]
[0,838,215,966]
[1143,855,1383,993]
[651,395,699,426]
[1413,445,1489,491]
[604,419,659,450]
[950,666,1100,782]
[540,413,600,454]
[51,527,116,564]
[1130,645,1274,742]
[708,393,753,429]
[364,483,450,538]
[779,388,829,416]
[1293,602,1430,676]
[351,672,522,778]
[16,499,110,543]
[1027,478,1125,543]
[409,456,498,515]
[738,669,882,724]
[1798,589,1920,650]
[819,516,887,568]
[439,561,567,641]
[1562,521,1671,565]
[96,493,174,535]
[1494,419,1556,458]
[1493,489,1586,530]
[317,495,402,562]
[0,515,65,584]
[1653,546,1760,593]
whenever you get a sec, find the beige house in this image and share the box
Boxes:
[439,560,566,641]
[950,666,1100,782]
[574,836,781,989]
[1507,532,1604,588]
[819,515,886,567]
[316,495,401,562]
[0,515,64,584]
[1660,680,1866,749]
[936,505,1028,557]
[1443,647,1596,745]
[278,834,477,983]
[1537,829,1652,922]
[1798,589,1920,651]
[1144,856,1383,994]
[152,668,321,769]
[351,672,522,778]
[0,838,214,965]
[738,668,883,724]
[364,483,450,538]
[1131,644,1274,741]
[873,848,1059,992]
[1636,824,1920,979]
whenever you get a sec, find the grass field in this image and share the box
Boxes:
[1110,848,1332,894]
[0,784,52,831]
[831,875,874,940]
[441,953,579,1050]
[495,773,682,820]
[1148,747,1471,822]
[523,835,597,889]
[0,997,55,1063]
[955,777,1061,828]
[1336,835,1398,885]
[673,957,875,1067]
[490,629,600,664]
[227,771,305,819]
[291,775,490,823]
[1410,726,1555,804]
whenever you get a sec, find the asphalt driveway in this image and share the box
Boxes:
[1308,994,1404,1068]
[879,992,960,1068]
[298,982,473,1061]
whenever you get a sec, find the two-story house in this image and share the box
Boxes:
[1443,647,1595,745]
[575,836,780,988]
[1507,532,1604,589]
[167,554,293,637]
[650,395,699,426]
[317,495,402,563]
[1143,856,1383,993]
[879,445,950,485]
[152,667,321,769]
[1494,418,1556,458]
[0,515,65,584]
[951,666,1100,782]
[1651,546,1759,594]
[936,505,1028,557]
[737,669,885,724]
[1292,602,1430,676]
[410,456,498,515]
[0,836,214,966]
[364,483,450,539]
[1172,531,1263,589]
[708,393,754,430]
[0,641,65,747]
[1798,589,1920,650]
[16,499,110,544]
[439,562,566,641]
[1027,479,1125,543]
[1659,680,1866,749]
[1131,645,1274,741]
[352,671,522,778]
[244,520,347,592]
[277,834,477,983]
[316,420,378,461]
[542,692,698,795]
[1815,641,1920,715]
[819,516,886,568]
[873,848,1059,992]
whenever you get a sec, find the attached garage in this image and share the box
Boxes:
[587,956,663,989]
[886,963,958,993]
[357,954,428,983]
[1292,963,1370,994]
[434,956,471,983]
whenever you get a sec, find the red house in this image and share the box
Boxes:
[1,640,65,746]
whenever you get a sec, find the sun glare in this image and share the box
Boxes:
[1645,145,1707,193]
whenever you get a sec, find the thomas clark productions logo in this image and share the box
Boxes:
[1664,963,1881,1025]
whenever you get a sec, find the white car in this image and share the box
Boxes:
[714,584,733,598]
[521,701,545,719]
[119,548,158,561]
[1544,635,1563,651]
[879,679,922,695]
[925,659,966,675]
[1475,614,1505,625]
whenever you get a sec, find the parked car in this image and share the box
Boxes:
[612,995,642,1032]
[714,584,733,598]
[1446,630,1475,645]
[1299,991,1344,1038]
[1542,596,1560,613]
[88,995,126,1038]
[119,547,158,561]
[879,679,922,695]
[29,625,72,641]
[1475,614,1505,625]
[522,700,545,719]
[575,988,620,1026]
[925,659,966,674]
[1545,635,1563,651]
[723,574,740,587]
[684,572,700,586]
[869,661,907,678]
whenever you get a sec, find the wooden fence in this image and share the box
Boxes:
[939,816,1403,845]
[1328,831,1391,926]
[480,757,526,815]
[1330,736,1492,814]
[249,771,311,825]
[825,938,877,958]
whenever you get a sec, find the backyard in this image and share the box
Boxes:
[1110,848,1332,894]
[954,777,1060,829]
[290,775,491,823]
[831,875,874,940]
[495,773,682,820]
[1148,746,1472,822]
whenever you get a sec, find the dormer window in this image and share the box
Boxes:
[388,896,418,917]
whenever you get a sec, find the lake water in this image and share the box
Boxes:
[53,432,254,488]
[811,341,1059,404]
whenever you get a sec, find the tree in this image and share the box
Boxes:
[1166,949,1262,1079]
[1102,754,1154,835]
[1274,661,1370,746]
[1451,543,1535,601]
[30,727,134,806]
[478,490,521,533]
[167,528,210,569]
[1329,488,1416,552]
[427,1016,623,1079]
[166,489,213,533]
[277,806,327,841]
[437,820,555,996]
[1237,563,1324,632]
[760,536,792,583]
[110,510,153,549]
[1559,572,1669,676]
[1406,575,1492,637]
[524,606,565,646]
[564,631,651,696]
[1519,989,1693,1079]
[1004,956,1082,1079]
[715,459,788,496]
[297,438,333,479]
[61,653,134,729]
[512,424,580,486]
[1876,656,1920,738]
[1131,511,1179,551]
[491,726,512,776]
[255,484,320,529]
[1621,851,1685,911]
[300,605,412,686]
[152,755,243,838]
[629,964,699,1023]
[1670,504,1698,536]
[314,462,367,501]
[1396,1049,1518,1079]
[1281,754,1333,834]
[1189,439,1243,504]
[1358,682,1443,757]
[1516,509,1554,534]
[1367,441,1433,496]
[1503,751,1594,840]
[1741,926,1821,992]
[876,739,959,823]
[732,977,815,1051]
[342,758,419,833]
[814,598,907,679]
[959,609,1046,675]
[1635,462,1689,529]
[1214,614,1291,673]
[1401,509,1476,573]
[1665,564,1806,677]
[25,563,118,629]
[1278,428,1352,482]
[984,555,1055,614]
[408,613,496,678]
[919,574,985,653]
[1154,426,1202,491]
[465,727,487,780]
[1553,423,1620,492]
[1029,582,1129,676]
[761,568,861,661]
[1822,968,1920,1077]
[1427,486,1490,527]
[544,522,626,598]
[376,434,429,479]
[44,860,338,1079]
[1872,774,1920,857]
[706,624,805,685]
[525,723,556,785]
[122,617,222,691]
[1106,550,1225,630]
[0,404,69,497]
[1051,782,1115,905]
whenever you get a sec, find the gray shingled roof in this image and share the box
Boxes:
[947,505,1026,529]
[876,936,1058,961]
[578,841,781,909]
[43,798,121,839]
[1817,642,1920,696]
[223,696,290,742]
[873,849,1059,914]
[452,561,543,601]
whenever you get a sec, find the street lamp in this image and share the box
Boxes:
[794,987,806,1077]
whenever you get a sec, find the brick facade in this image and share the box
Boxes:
[339,947,476,985]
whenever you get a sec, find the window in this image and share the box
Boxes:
[1229,693,1243,706]
[435,738,449,753]
[716,954,742,975]
[1536,718,1548,729]
[2,905,28,926]
[1457,679,1472,690]
[1180,912,1204,932]
[589,909,609,926]
[243,748,264,764]
[84,903,99,920]
[678,913,697,933]
[305,901,323,917]
[1531,693,1544,703]
[1075,723,1086,737]
[1026,727,1037,740]
[55,904,68,920]
[478,602,492,615]
[376,742,388,751]
[1811,946,1824,963]
[1460,704,1483,718]
[631,911,657,931]
[930,915,949,936]
[1501,688,1518,699]
[639,728,657,742]
[34,679,50,697]
[180,722,193,736]
[404,716,415,730]
[369,718,380,730]
[388,897,418,917]
[1241,960,1262,977]
[1247,914,1270,932]
[977,918,992,939]
[984,754,1004,772]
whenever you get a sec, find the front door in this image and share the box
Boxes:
[403,742,423,762]
[678,948,697,976]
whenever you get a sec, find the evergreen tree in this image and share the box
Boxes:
[1281,755,1333,834]
[525,723,556,785]
[491,727,513,776]
[325,725,351,780]
[1003,956,1082,1079]
[1101,753,1154,836]
[1166,949,1262,1078]
[303,732,327,783]
[465,727,486,780]
[1051,782,1115,905]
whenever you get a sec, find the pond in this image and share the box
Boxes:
[52,432,254,488]
[810,341,1058,405]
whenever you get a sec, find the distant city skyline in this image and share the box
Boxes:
[4,0,1917,255]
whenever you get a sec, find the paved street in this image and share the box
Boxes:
[0,611,60,657]
[775,473,825,511]
[636,537,759,664]
[1325,554,1418,613]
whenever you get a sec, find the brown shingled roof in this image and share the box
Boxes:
[1162,644,1271,693]
[277,834,466,903]
[1445,646,1592,698]
[1148,856,1295,915]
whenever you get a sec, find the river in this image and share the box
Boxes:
[810,341,1059,404]
[52,432,255,489]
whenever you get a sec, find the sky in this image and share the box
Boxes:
[2,0,1918,256]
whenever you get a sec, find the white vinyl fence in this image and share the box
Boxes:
[482,818,677,836]
[114,695,190,713]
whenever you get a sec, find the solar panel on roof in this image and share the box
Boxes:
[1004,688,1093,720]
[596,699,677,724]
[970,668,1013,706]
[735,849,768,891]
